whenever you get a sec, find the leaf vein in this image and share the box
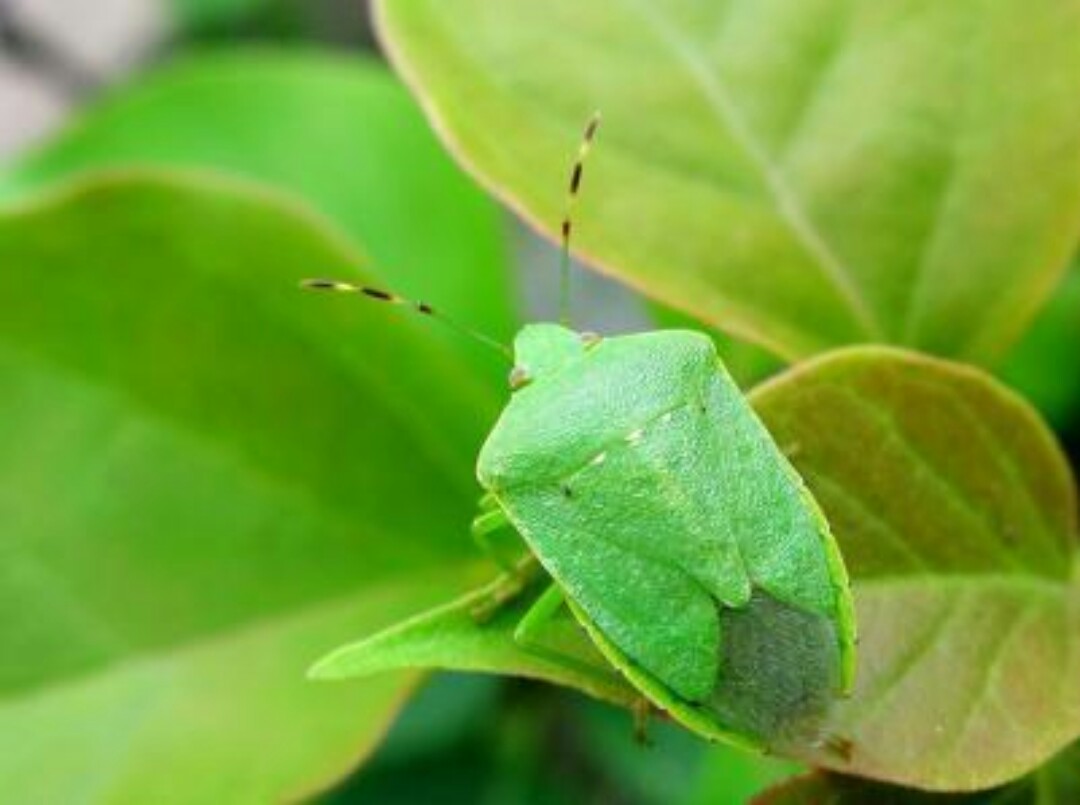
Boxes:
[617,0,884,339]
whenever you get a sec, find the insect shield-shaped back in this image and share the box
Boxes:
[478,324,855,749]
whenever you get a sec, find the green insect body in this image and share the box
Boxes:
[477,322,856,745]
[306,116,855,748]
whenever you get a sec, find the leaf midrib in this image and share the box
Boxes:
[932,601,1043,775]
[616,0,885,341]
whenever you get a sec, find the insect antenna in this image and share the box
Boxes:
[300,279,512,359]
[559,111,602,326]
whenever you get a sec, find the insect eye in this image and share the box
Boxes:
[509,366,532,390]
[579,331,602,349]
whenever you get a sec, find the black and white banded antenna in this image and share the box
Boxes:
[300,279,512,359]
[558,111,602,327]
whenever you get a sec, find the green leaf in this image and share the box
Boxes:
[312,567,639,708]
[752,347,1080,790]
[0,49,514,384]
[0,172,504,802]
[374,0,1080,362]
[754,741,1080,804]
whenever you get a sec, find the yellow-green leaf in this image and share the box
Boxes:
[375,0,1080,362]
[753,347,1080,790]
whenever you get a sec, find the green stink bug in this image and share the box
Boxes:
[305,116,855,749]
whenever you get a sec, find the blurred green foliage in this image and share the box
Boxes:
[1001,264,1080,431]
[323,675,797,804]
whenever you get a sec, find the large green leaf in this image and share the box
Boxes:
[753,348,1080,790]
[0,172,504,802]
[314,345,1079,790]
[0,49,515,381]
[375,0,1080,362]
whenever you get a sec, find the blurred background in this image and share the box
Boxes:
[1,0,369,157]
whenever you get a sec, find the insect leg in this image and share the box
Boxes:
[469,556,539,623]
[517,588,659,742]
[477,491,500,513]
[632,697,654,747]
[471,507,527,574]
[513,584,629,682]
[512,583,567,650]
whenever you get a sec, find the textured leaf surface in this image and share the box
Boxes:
[0,49,513,382]
[375,0,1080,361]
[753,348,1080,790]
[0,173,505,802]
